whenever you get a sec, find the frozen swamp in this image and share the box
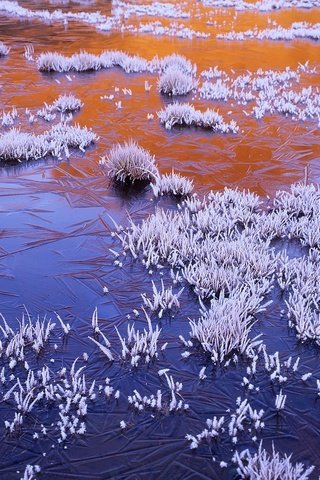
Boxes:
[0,0,320,479]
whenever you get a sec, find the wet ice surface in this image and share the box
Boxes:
[0,1,320,479]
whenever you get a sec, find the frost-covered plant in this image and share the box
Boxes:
[52,94,83,112]
[0,41,10,56]
[115,309,164,366]
[0,312,55,358]
[1,107,18,127]
[274,182,320,219]
[188,288,264,364]
[276,252,320,345]
[0,123,96,162]
[141,280,184,318]
[199,79,232,101]
[275,390,287,411]
[218,22,320,42]
[157,102,239,133]
[158,68,196,96]
[45,122,97,153]
[103,140,159,183]
[234,443,314,479]
[0,129,48,162]
[112,0,190,19]
[128,373,188,413]
[186,416,225,449]
[20,464,41,480]
[88,330,113,361]
[120,21,210,40]
[202,0,320,11]
[157,53,195,75]
[151,171,194,197]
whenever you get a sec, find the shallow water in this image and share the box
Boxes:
[0,1,320,479]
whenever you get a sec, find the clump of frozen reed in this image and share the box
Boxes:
[51,94,83,112]
[234,443,314,479]
[247,182,320,246]
[116,186,273,299]
[37,95,82,123]
[112,0,190,20]
[141,280,184,318]
[275,390,287,411]
[0,122,97,162]
[0,40,10,56]
[0,312,55,360]
[151,171,194,197]
[123,21,210,40]
[218,22,320,42]
[21,464,41,480]
[228,397,265,445]
[37,50,147,73]
[202,0,320,11]
[55,359,96,441]
[197,62,319,124]
[158,68,196,96]
[0,0,113,30]
[274,183,320,217]
[157,53,195,75]
[24,44,34,61]
[187,395,265,449]
[103,140,159,183]
[36,50,198,76]
[128,372,188,413]
[199,79,232,101]
[260,345,300,384]
[115,309,164,366]
[188,289,264,364]
[1,107,18,127]
[157,102,239,133]
[186,416,225,449]
[0,311,99,447]
[182,235,274,299]
[276,252,320,345]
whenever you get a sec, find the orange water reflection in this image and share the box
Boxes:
[0,1,319,196]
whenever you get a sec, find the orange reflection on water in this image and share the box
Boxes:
[0,1,319,196]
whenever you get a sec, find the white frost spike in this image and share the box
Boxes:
[275,390,287,411]
[292,357,300,372]
[55,312,70,334]
[92,307,99,333]
[88,336,113,361]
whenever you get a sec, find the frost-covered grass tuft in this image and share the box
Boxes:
[198,63,319,124]
[115,309,163,367]
[158,53,195,75]
[103,140,159,183]
[37,50,141,73]
[0,40,10,56]
[189,289,264,364]
[37,50,197,75]
[234,443,314,479]
[158,68,196,96]
[151,171,194,197]
[218,22,320,42]
[52,94,83,112]
[158,102,239,133]
[0,123,97,162]
[141,280,184,318]
[202,0,320,11]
